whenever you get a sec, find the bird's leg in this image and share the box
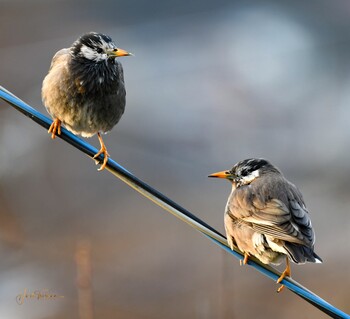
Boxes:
[93,132,110,171]
[277,257,291,293]
[48,118,61,139]
[240,252,249,266]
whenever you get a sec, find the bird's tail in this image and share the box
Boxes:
[284,243,323,264]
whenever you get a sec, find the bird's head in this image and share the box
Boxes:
[209,158,279,187]
[70,32,132,63]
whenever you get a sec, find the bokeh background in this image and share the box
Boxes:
[0,0,349,318]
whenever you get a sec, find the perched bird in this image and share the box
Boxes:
[209,158,322,292]
[42,32,132,170]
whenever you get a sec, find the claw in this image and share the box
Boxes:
[93,132,110,171]
[48,118,61,139]
[240,252,249,266]
[277,257,291,293]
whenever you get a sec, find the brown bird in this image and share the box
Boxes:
[209,158,322,292]
[42,32,132,170]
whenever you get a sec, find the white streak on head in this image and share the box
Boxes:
[80,45,105,61]
[240,169,260,185]
[80,44,108,62]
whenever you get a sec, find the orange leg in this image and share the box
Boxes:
[93,132,110,171]
[48,118,61,139]
[240,252,249,266]
[277,257,291,293]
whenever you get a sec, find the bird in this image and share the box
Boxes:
[42,32,132,170]
[209,158,322,292]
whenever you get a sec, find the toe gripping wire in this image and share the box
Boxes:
[0,86,349,319]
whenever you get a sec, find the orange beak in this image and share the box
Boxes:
[111,47,133,57]
[208,170,232,179]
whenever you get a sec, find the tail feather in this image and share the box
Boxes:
[313,251,323,263]
[284,242,322,264]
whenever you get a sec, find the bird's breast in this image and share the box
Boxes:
[44,59,126,137]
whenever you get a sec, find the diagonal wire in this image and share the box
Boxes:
[0,86,349,319]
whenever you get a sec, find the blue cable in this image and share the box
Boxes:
[1,86,349,319]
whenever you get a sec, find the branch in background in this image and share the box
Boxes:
[0,86,349,319]
[76,239,94,319]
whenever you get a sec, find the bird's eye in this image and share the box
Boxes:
[96,48,103,54]
[113,48,118,52]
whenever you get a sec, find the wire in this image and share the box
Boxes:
[1,86,349,319]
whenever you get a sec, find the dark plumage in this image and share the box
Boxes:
[42,32,132,170]
[209,158,322,292]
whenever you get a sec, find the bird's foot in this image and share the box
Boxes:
[276,257,291,293]
[93,133,110,171]
[48,118,61,139]
[93,147,110,171]
[240,253,249,266]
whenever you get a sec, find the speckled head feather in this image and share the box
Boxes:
[230,158,281,187]
[71,32,117,62]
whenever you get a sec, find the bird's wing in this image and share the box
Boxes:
[48,48,70,71]
[241,186,314,246]
[241,199,305,245]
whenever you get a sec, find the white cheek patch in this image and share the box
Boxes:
[80,45,107,62]
[80,45,97,60]
[241,169,260,184]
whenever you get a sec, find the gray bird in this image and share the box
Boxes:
[209,158,322,292]
[42,32,132,170]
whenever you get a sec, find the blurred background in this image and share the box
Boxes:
[0,0,349,318]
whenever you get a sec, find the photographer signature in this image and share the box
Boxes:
[16,288,64,305]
